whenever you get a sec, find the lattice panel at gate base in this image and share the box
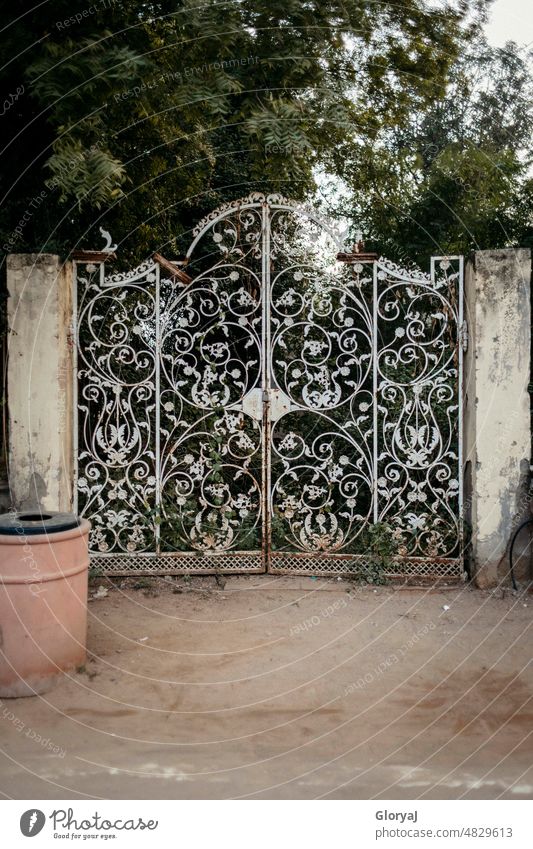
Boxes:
[89,551,464,580]
[269,553,465,581]
[89,552,264,576]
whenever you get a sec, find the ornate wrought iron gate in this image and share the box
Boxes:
[74,194,464,578]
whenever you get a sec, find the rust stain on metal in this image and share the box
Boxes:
[337,250,378,263]
[71,250,116,263]
[153,252,192,284]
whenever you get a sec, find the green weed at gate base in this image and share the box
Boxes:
[350,522,396,585]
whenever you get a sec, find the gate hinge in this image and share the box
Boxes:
[459,320,468,352]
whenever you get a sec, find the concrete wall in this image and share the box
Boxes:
[6,254,73,512]
[464,248,531,588]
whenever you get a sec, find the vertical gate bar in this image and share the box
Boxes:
[72,262,79,515]
[372,260,378,524]
[262,201,271,572]
[155,262,161,555]
[457,255,465,558]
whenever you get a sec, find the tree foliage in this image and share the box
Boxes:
[329,37,533,263]
[0,0,482,262]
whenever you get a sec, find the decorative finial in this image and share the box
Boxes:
[354,229,364,253]
[336,228,377,264]
[99,227,118,254]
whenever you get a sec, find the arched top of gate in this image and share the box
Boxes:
[185,191,347,259]
[89,191,462,291]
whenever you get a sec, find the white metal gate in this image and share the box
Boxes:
[74,193,464,578]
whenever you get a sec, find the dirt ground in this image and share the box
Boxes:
[0,574,531,800]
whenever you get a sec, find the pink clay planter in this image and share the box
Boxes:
[0,514,90,697]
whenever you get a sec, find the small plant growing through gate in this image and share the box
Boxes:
[353,522,397,584]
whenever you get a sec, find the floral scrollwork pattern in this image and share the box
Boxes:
[375,260,462,558]
[76,199,463,571]
[76,263,157,553]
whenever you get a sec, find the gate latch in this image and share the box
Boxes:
[241,388,263,421]
[270,387,291,421]
[241,387,291,421]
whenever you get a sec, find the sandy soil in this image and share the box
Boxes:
[0,574,531,799]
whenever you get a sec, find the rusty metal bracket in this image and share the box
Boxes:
[153,252,192,284]
[71,250,116,263]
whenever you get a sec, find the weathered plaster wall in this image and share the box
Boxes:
[464,248,531,588]
[6,254,73,512]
